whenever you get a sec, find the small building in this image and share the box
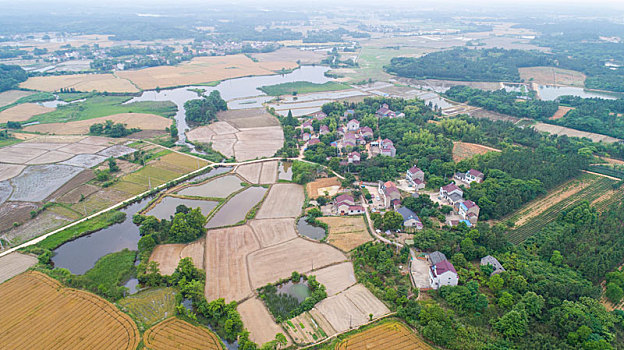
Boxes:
[457,200,480,224]
[440,183,463,204]
[310,111,327,120]
[480,255,505,275]
[347,119,360,131]
[319,125,330,135]
[406,166,424,187]
[360,126,374,139]
[429,260,458,289]
[348,205,364,215]
[335,194,355,206]
[376,103,396,118]
[454,169,485,185]
[428,251,447,266]
[396,206,423,230]
[380,138,396,157]
[347,151,361,164]
[302,120,314,132]
[378,181,401,208]
[302,132,311,141]
[308,138,321,146]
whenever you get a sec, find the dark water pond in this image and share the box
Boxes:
[51,197,151,275]
[276,279,311,303]
[205,186,267,228]
[297,217,326,240]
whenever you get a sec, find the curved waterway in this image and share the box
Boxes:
[125,66,331,150]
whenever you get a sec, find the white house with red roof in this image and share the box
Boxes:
[302,120,314,132]
[454,169,485,185]
[439,183,463,205]
[429,260,458,289]
[457,200,480,224]
[406,166,425,189]
[380,138,396,157]
[348,205,364,215]
[360,126,374,139]
[347,151,361,164]
[376,103,396,118]
[319,125,330,135]
[379,181,402,208]
[347,119,360,131]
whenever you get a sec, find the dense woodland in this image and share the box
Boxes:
[184,90,228,125]
[0,64,27,92]
[89,120,140,138]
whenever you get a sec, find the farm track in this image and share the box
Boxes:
[508,177,615,244]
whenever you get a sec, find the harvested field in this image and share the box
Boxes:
[0,271,140,350]
[178,175,244,198]
[217,108,280,128]
[118,287,177,327]
[58,142,108,154]
[519,66,586,87]
[336,321,431,350]
[1,210,72,244]
[46,169,95,201]
[10,164,83,202]
[236,162,262,183]
[98,145,137,158]
[247,238,346,288]
[309,308,337,337]
[204,225,260,302]
[0,90,33,108]
[20,73,139,93]
[0,103,54,123]
[319,216,372,252]
[259,160,278,184]
[249,218,298,248]
[550,106,574,120]
[306,177,342,198]
[252,47,327,65]
[0,181,12,205]
[452,141,500,162]
[0,201,38,232]
[25,150,74,164]
[234,126,283,161]
[24,113,171,135]
[0,164,25,181]
[144,317,222,350]
[285,312,329,344]
[0,252,37,284]
[0,144,47,164]
[150,239,205,276]
[314,284,390,333]
[533,122,621,143]
[117,54,298,90]
[238,297,285,346]
[256,183,304,219]
[60,154,107,168]
[313,262,357,297]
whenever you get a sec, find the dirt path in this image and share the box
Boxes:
[360,195,402,248]
[582,170,622,181]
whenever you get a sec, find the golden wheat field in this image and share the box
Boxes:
[336,321,431,350]
[143,317,222,350]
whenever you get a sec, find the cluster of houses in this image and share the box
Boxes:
[333,194,365,216]
[439,169,484,227]
[377,181,424,230]
[454,168,484,187]
[375,103,405,119]
[428,251,458,289]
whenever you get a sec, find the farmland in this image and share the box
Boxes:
[25,113,172,135]
[20,73,139,93]
[0,252,37,283]
[549,106,574,120]
[249,218,298,248]
[118,287,178,328]
[216,108,280,129]
[306,177,342,198]
[238,297,288,345]
[451,141,500,162]
[507,174,616,244]
[0,271,139,350]
[0,90,34,108]
[143,317,223,350]
[256,183,305,219]
[259,81,351,96]
[319,216,372,252]
[335,320,431,350]
[519,66,586,87]
[0,103,54,123]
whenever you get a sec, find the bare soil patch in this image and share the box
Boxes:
[247,238,347,289]
[0,90,33,108]
[60,154,107,168]
[57,183,100,204]
[24,113,171,135]
[238,297,286,346]
[20,73,139,93]
[0,252,37,284]
[306,177,342,198]
[150,244,185,275]
[0,144,48,164]
[0,103,54,123]
[259,160,278,184]
[319,216,372,252]
[234,126,283,161]
[533,122,621,143]
[236,162,262,184]
[249,218,298,248]
[0,271,140,350]
[452,141,501,162]
[25,150,74,164]
[519,66,586,87]
[550,106,574,120]
[0,181,12,205]
[57,142,108,154]
[256,183,304,219]
[0,164,25,181]
[117,54,298,90]
[45,169,95,202]
[314,262,357,297]
[204,225,260,302]
[2,210,72,244]
[0,202,38,232]
[217,108,280,128]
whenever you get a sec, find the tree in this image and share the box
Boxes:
[383,211,404,231]
[550,250,564,266]
[488,274,504,292]
[494,310,528,338]
[605,283,624,304]
[108,157,119,172]
[498,292,514,310]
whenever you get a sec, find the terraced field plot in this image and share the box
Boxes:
[0,271,139,350]
[256,183,304,219]
[143,317,223,350]
[336,321,431,350]
[118,287,177,327]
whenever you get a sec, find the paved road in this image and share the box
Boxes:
[360,195,403,248]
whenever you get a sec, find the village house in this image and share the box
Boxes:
[343,109,355,120]
[439,183,463,206]
[454,169,485,185]
[378,181,402,208]
[348,205,365,215]
[480,255,505,276]
[319,125,330,135]
[334,194,355,214]
[308,138,321,147]
[347,151,361,164]
[457,199,480,224]
[310,111,327,120]
[302,120,314,132]
[376,103,396,118]
[396,206,423,230]
[380,138,396,157]
[360,126,374,139]
[429,260,458,289]
[406,166,425,189]
[302,132,311,141]
[347,119,360,131]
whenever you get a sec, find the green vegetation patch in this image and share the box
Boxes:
[118,287,177,327]
[258,272,327,323]
[258,81,350,96]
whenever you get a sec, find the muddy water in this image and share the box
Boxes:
[178,175,244,198]
[124,66,330,149]
[146,196,218,220]
[51,197,151,275]
[296,217,326,240]
[278,161,293,181]
[205,186,267,228]
[276,278,311,302]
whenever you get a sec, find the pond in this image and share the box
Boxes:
[146,196,218,220]
[38,97,85,108]
[205,186,267,228]
[178,175,244,198]
[124,65,331,149]
[184,166,232,184]
[278,161,293,181]
[123,278,140,295]
[51,197,151,275]
[536,85,622,101]
[276,278,311,303]
[296,217,326,240]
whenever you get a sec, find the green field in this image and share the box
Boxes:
[258,81,350,96]
[118,287,177,328]
[508,176,616,244]
[28,95,177,124]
